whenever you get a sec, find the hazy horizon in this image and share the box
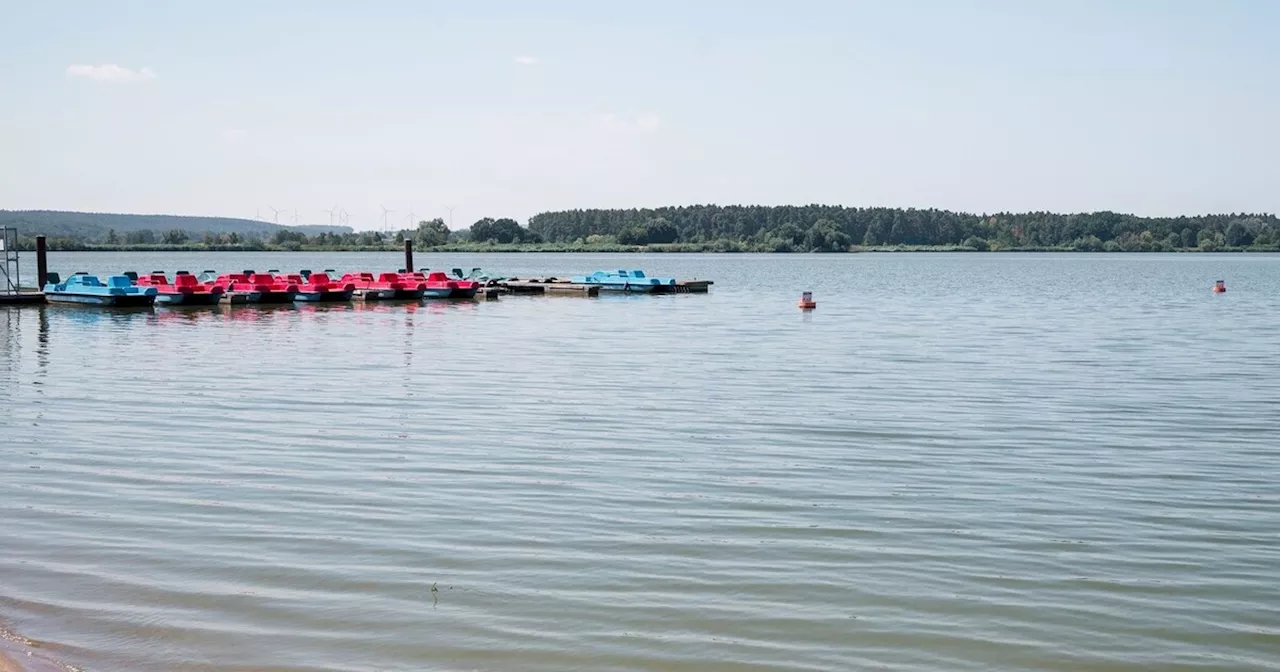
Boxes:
[2,1,1277,232]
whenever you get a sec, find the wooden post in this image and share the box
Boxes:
[35,235,47,287]
[403,239,414,273]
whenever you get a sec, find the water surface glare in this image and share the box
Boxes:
[2,252,1280,671]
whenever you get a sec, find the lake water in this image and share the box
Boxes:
[2,252,1279,671]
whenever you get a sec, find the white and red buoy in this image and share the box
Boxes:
[798,291,816,310]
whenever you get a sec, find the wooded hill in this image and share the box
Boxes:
[0,210,350,243]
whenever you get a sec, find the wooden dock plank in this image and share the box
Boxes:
[543,283,600,296]
[499,277,710,297]
[655,280,713,294]
[0,289,46,305]
[500,280,600,296]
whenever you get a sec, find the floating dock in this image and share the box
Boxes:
[352,288,392,301]
[218,292,258,305]
[1,235,713,308]
[661,280,713,294]
[501,280,600,297]
[0,289,46,306]
[4,279,713,306]
[497,278,712,297]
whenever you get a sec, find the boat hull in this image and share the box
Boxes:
[293,290,354,303]
[46,293,156,306]
[156,292,222,306]
[598,283,656,293]
[221,291,262,304]
[256,290,297,304]
[422,284,479,299]
[357,287,425,300]
[423,287,478,299]
[573,270,672,293]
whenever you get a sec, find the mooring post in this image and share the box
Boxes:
[403,239,414,273]
[35,235,47,288]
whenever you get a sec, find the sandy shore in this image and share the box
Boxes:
[0,636,65,672]
[0,648,29,672]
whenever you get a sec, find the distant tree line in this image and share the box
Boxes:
[10,218,503,252]
[9,206,1280,252]
[0,209,346,240]
[11,215,554,252]
[23,230,393,252]
[527,206,1280,252]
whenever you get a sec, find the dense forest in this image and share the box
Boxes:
[527,206,1280,252]
[4,207,1279,252]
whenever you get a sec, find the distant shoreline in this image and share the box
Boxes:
[9,207,1278,253]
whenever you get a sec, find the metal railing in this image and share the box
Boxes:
[0,227,20,295]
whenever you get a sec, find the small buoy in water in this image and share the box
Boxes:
[798,291,817,310]
[1213,280,1227,293]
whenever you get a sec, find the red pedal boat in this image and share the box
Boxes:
[135,271,225,305]
[207,271,297,303]
[341,272,426,300]
[286,272,355,302]
[407,270,479,299]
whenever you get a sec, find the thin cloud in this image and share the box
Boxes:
[513,55,539,66]
[66,64,157,83]
[221,129,249,139]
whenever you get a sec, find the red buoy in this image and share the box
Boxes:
[798,291,816,310]
[1213,280,1226,293]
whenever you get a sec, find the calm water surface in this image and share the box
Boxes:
[2,252,1279,671]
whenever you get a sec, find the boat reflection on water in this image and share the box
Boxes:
[39,303,157,328]
[422,298,479,314]
[153,306,219,325]
[292,302,356,316]
[36,293,483,335]
[215,302,298,323]
[348,299,480,315]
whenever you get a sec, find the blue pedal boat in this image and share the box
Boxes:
[570,269,675,293]
[43,273,158,306]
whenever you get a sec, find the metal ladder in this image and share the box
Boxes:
[0,227,19,295]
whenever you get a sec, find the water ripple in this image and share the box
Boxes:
[3,252,1280,671]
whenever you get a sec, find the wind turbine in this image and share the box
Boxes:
[380,205,395,233]
[256,207,262,221]
[268,205,282,225]
[445,205,456,229]
[339,208,349,227]
[292,209,299,226]
[323,205,337,227]
[406,208,417,229]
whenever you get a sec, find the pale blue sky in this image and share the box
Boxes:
[1,0,1276,230]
